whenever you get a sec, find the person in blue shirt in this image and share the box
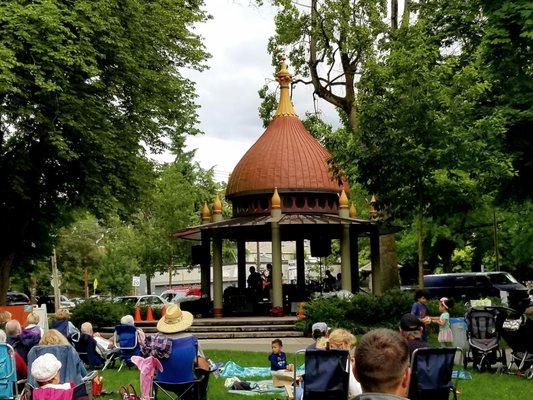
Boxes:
[410,290,431,341]
[268,339,294,371]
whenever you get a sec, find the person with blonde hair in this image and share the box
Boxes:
[39,329,70,346]
[51,309,79,340]
[24,311,44,338]
[317,328,362,399]
[0,310,12,329]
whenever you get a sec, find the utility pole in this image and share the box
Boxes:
[51,248,61,312]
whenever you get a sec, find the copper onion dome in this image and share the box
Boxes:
[226,58,348,216]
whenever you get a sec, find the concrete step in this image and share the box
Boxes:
[190,324,297,333]
[194,330,304,340]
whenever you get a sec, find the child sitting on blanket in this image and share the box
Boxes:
[268,339,294,372]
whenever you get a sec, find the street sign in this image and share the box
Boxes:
[132,276,141,287]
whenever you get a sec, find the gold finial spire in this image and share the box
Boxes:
[339,189,349,208]
[274,56,297,117]
[271,187,281,209]
[213,193,222,214]
[201,202,211,221]
[349,202,357,218]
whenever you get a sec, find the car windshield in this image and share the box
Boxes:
[161,293,174,302]
[489,273,519,285]
[115,297,138,305]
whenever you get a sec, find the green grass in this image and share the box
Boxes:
[99,350,533,400]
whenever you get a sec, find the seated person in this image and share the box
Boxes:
[399,313,428,359]
[6,319,38,361]
[143,305,211,400]
[40,329,71,346]
[110,315,146,348]
[31,353,74,400]
[353,329,410,400]
[0,328,27,381]
[80,322,111,358]
[269,339,294,372]
[317,328,362,399]
[25,312,44,337]
[306,322,328,350]
[52,310,79,340]
[0,311,12,331]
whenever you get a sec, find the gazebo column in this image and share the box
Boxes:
[270,188,284,316]
[212,194,224,318]
[296,238,305,292]
[339,190,352,292]
[237,241,246,289]
[349,203,359,293]
[200,202,211,300]
[212,237,223,318]
[370,230,381,295]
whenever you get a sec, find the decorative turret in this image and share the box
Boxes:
[349,202,357,218]
[338,189,349,218]
[201,202,211,224]
[212,194,223,222]
[274,57,297,117]
[370,194,378,217]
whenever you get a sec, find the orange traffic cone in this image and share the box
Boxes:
[161,306,166,317]
[146,306,155,322]
[134,307,142,322]
[297,302,305,320]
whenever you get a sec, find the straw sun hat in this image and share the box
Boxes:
[157,304,194,333]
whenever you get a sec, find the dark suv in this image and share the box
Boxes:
[6,291,30,305]
[424,272,530,311]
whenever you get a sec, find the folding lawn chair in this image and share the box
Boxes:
[72,333,105,370]
[108,324,141,372]
[293,348,350,400]
[408,347,462,400]
[0,343,21,400]
[27,345,87,387]
[153,336,206,400]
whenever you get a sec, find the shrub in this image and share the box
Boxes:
[70,299,130,329]
[300,289,413,335]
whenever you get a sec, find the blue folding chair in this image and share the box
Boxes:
[27,345,87,387]
[0,343,18,399]
[153,336,204,400]
[72,333,105,369]
[409,347,462,400]
[112,324,141,372]
[295,348,350,400]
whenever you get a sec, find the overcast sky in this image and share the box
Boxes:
[155,0,340,182]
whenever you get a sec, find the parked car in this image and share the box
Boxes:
[114,295,169,309]
[160,287,202,304]
[6,291,30,305]
[38,295,76,313]
[424,272,531,311]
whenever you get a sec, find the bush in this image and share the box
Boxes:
[70,299,130,329]
[299,289,413,335]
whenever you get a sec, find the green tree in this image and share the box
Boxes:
[0,0,209,303]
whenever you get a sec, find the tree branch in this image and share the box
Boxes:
[401,0,411,29]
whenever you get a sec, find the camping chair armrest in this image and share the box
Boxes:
[293,349,306,393]
[82,371,98,382]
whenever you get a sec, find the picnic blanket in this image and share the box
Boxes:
[220,361,305,378]
[452,370,472,380]
[226,380,286,396]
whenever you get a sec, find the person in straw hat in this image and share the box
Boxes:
[142,304,211,399]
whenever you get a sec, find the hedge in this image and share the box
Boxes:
[70,299,132,329]
[296,289,469,335]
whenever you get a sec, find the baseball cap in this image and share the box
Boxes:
[400,313,424,331]
[311,322,328,333]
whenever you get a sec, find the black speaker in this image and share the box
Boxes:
[310,238,331,257]
[191,244,208,264]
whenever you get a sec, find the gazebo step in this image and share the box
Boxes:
[194,330,304,340]
[190,324,297,333]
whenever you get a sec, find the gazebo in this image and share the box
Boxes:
[175,60,400,317]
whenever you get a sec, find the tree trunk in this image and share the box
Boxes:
[0,253,15,306]
[417,215,425,288]
[391,0,398,30]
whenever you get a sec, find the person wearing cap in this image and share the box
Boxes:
[31,353,73,392]
[306,322,328,350]
[399,313,428,359]
[143,304,210,399]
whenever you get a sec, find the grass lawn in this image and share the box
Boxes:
[99,350,532,400]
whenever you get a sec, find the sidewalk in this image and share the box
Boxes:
[200,337,314,353]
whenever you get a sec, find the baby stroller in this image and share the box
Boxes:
[498,307,533,378]
[463,307,506,371]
